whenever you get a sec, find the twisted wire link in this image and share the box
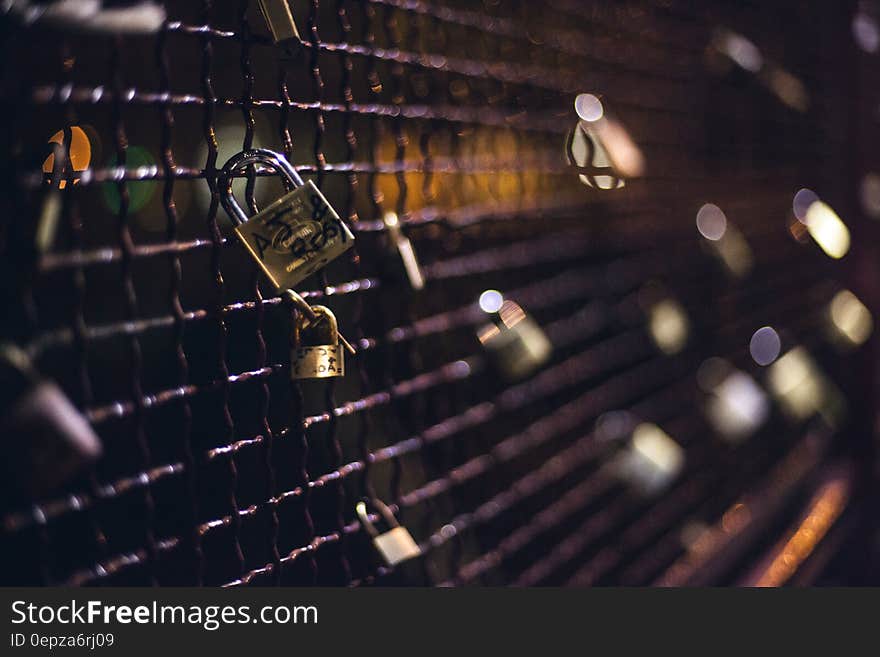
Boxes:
[333,0,377,511]
[306,0,352,585]
[156,20,203,585]
[110,36,161,585]
[238,0,282,585]
[200,0,246,582]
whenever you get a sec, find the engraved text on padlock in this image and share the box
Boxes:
[292,343,345,379]
[235,180,354,290]
[292,305,346,380]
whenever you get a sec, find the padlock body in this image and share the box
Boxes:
[292,343,345,379]
[483,317,552,381]
[234,180,354,290]
[373,526,421,566]
[1,381,101,498]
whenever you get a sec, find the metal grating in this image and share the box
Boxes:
[0,0,876,586]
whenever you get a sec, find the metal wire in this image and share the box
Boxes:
[0,0,864,587]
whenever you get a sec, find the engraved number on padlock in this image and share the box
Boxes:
[356,498,421,567]
[292,305,345,379]
[217,149,355,290]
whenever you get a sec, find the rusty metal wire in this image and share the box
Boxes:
[0,0,866,587]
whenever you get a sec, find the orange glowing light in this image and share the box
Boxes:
[42,126,92,189]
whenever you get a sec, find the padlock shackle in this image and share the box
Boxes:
[217,148,305,226]
[356,498,400,538]
[293,305,340,345]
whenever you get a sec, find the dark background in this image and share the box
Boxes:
[0,0,879,586]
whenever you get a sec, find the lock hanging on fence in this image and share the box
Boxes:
[565,93,644,190]
[476,290,552,382]
[257,0,301,50]
[291,305,345,379]
[218,148,357,357]
[0,344,102,498]
[382,211,425,291]
[218,148,354,291]
[356,498,421,567]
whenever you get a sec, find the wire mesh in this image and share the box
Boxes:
[0,0,875,587]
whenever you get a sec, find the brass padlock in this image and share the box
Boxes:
[217,148,355,291]
[476,290,552,382]
[292,305,345,379]
[356,498,421,567]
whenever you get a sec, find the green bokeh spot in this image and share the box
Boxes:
[101,146,158,215]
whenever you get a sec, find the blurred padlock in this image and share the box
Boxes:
[644,296,690,356]
[0,344,101,498]
[766,347,845,428]
[695,203,754,279]
[6,0,166,33]
[608,422,684,497]
[291,305,345,379]
[825,289,873,350]
[382,211,425,291]
[356,498,421,567]
[697,358,769,443]
[257,0,301,47]
[565,93,644,190]
[476,290,552,382]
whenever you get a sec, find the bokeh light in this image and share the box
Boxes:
[750,326,781,366]
[478,289,504,314]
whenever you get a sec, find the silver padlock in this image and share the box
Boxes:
[291,305,345,380]
[697,358,769,443]
[0,344,102,498]
[476,290,552,382]
[383,211,425,291]
[218,148,355,292]
[356,498,421,567]
[608,422,684,497]
[565,93,644,190]
[257,0,301,47]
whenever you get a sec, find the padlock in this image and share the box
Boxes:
[356,498,421,567]
[291,305,345,379]
[695,203,754,279]
[217,148,355,292]
[825,289,873,350]
[476,290,552,382]
[218,148,356,355]
[697,358,769,443]
[0,344,102,498]
[382,211,425,291]
[257,0,302,53]
[7,0,166,34]
[565,93,644,190]
[608,422,684,497]
[766,346,846,428]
